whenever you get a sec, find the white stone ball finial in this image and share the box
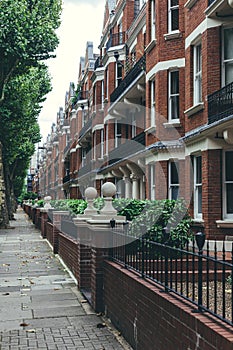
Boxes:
[84,187,98,216]
[100,182,117,216]
[102,182,116,197]
[85,187,98,200]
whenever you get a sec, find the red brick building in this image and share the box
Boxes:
[38,0,233,239]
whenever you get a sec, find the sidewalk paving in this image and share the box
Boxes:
[0,208,131,350]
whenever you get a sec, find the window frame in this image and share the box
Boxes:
[168,70,180,122]
[168,160,179,200]
[101,80,104,109]
[223,150,233,219]
[150,79,156,126]
[193,42,202,105]
[114,120,122,148]
[100,128,104,159]
[222,27,233,86]
[168,0,179,33]
[150,0,156,41]
[149,163,156,200]
[131,113,137,138]
[193,155,202,219]
[115,62,123,88]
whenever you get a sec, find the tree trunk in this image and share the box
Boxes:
[0,142,9,228]
[4,163,15,220]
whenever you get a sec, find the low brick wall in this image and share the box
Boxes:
[58,232,79,281]
[104,261,233,350]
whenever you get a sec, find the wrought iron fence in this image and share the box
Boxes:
[110,54,146,103]
[79,117,92,139]
[110,224,233,327]
[106,32,126,51]
[208,0,216,5]
[62,174,70,184]
[208,81,233,124]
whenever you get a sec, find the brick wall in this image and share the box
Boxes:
[58,232,79,280]
[202,149,223,238]
[104,261,233,350]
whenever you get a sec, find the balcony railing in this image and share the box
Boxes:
[78,162,91,177]
[106,31,126,51]
[208,0,216,5]
[110,55,146,103]
[62,174,70,184]
[79,117,92,140]
[94,56,103,70]
[107,132,145,166]
[63,140,71,155]
[72,90,89,107]
[208,82,233,124]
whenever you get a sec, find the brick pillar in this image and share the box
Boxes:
[40,209,48,238]
[91,245,109,313]
[35,208,41,228]
[53,211,70,254]
[87,218,125,313]
[202,149,222,239]
[73,219,92,291]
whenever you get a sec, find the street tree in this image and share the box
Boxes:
[0,0,62,102]
[0,64,52,219]
[0,0,62,226]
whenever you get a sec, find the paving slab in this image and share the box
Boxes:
[0,209,131,350]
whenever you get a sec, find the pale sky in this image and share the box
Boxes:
[39,0,105,142]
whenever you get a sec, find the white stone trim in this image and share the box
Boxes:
[185,18,222,49]
[92,124,104,133]
[184,102,204,117]
[146,58,185,81]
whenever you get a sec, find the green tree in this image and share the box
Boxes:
[0,64,52,219]
[0,0,62,226]
[0,0,62,102]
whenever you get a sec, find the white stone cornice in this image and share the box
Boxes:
[146,58,185,81]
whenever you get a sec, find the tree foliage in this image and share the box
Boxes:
[0,0,62,223]
[0,64,52,216]
[0,0,62,101]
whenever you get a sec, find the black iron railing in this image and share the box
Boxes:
[110,55,146,103]
[106,32,126,51]
[208,0,216,5]
[107,132,145,166]
[79,117,92,140]
[110,225,233,327]
[208,82,233,124]
[94,56,103,70]
[62,174,70,184]
[78,162,91,177]
[63,139,72,156]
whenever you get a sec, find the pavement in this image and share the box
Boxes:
[0,208,131,350]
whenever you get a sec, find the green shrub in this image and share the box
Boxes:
[113,198,146,220]
[128,199,193,248]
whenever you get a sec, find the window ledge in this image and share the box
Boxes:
[145,39,157,53]
[145,125,156,133]
[192,219,204,226]
[184,0,198,9]
[163,120,181,128]
[164,31,182,41]
[184,103,204,117]
[216,220,233,228]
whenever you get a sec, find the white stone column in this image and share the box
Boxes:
[131,174,140,199]
[140,176,146,200]
[124,177,132,198]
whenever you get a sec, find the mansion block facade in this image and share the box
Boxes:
[36,0,233,239]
